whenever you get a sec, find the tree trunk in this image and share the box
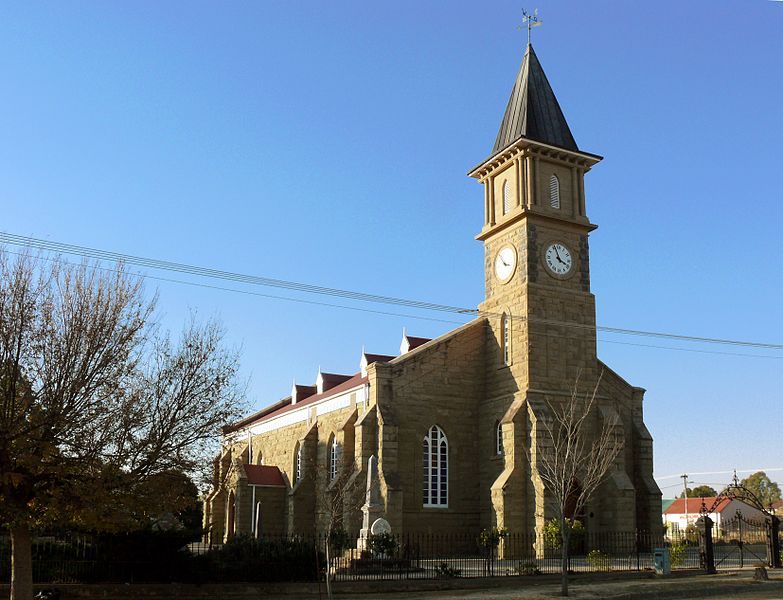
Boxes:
[325,539,332,600]
[11,523,34,600]
[560,522,570,597]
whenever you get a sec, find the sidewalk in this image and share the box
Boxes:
[5,569,782,599]
[328,570,783,599]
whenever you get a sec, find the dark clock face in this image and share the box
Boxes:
[544,242,572,276]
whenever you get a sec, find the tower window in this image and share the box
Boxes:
[422,425,448,507]
[502,180,511,215]
[496,420,504,455]
[549,174,561,209]
[328,434,338,481]
[501,313,511,365]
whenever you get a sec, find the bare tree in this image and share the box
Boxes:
[532,372,622,597]
[311,450,365,600]
[0,251,246,600]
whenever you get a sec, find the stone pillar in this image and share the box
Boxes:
[767,516,781,569]
[357,455,383,551]
[696,515,716,574]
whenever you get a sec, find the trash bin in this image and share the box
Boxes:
[654,547,671,575]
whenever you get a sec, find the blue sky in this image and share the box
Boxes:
[2,1,781,495]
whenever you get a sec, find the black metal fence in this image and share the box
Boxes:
[665,517,781,571]
[2,527,780,584]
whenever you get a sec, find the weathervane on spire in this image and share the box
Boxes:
[520,8,542,46]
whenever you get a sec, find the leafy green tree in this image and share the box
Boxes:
[680,485,717,498]
[739,472,782,508]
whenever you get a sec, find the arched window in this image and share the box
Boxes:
[502,180,511,215]
[227,491,236,538]
[496,421,504,455]
[328,434,338,481]
[501,313,510,366]
[294,443,302,483]
[549,174,560,209]
[422,425,448,507]
[257,449,264,465]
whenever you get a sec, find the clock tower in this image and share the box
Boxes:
[469,43,656,536]
[470,42,602,397]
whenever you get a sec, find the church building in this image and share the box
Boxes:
[203,42,662,543]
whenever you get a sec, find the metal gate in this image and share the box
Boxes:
[714,511,769,569]
[697,472,782,572]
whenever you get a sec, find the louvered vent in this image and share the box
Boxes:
[502,180,510,215]
[549,175,560,209]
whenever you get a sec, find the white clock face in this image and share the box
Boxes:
[544,242,573,276]
[494,245,517,282]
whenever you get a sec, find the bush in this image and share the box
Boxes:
[517,561,542,576]
[669,542,687,568]
[586,549,610,570]
[434,562,461,578]
[367,532,397,557]
[478,527,508,550]
[542,519,585,550]
[206,534,322,582]
[328,528,350,555]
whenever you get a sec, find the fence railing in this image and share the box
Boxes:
[1,528,780,584]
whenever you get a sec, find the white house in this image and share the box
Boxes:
[663,496,766,536]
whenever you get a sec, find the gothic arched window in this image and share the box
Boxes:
[328,434,338,481]
[294,442,302,483]
[502,180,511,215]
[549,174,561,209]
[422,425,448,507]
[501,313,511,365]
[496,420,504,455]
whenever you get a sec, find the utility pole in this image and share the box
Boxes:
[681,474,689,529]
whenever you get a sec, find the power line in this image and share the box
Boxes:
[0,232,477,316]
[656,468,783,480]
[10,247,783,366]
[598,338,783,360]
[9,247,780,363]
[2,231,783,352]
[2,249,470,326]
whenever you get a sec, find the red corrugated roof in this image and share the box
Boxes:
[244,465,285,487]
[319,372,352,390]
[222,396,290,434]
[663,497,732,515]
[249,372,366,426]
[364,353,395,364]
[405,335,432,350]
[293,384,316,401]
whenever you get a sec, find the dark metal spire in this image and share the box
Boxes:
[492,44,578,153]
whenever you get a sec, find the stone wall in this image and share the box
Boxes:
[370,319,487,535]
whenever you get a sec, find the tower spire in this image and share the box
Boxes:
[492,42,578,154]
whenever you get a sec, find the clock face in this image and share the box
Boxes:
[544,242,573,276]
[494,245,517,283]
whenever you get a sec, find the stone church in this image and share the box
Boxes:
[203,42,662,543]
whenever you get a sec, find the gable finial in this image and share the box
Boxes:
[519,8,542,46]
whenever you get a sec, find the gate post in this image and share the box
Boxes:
[768,516,781,569]
[696,516,715,574]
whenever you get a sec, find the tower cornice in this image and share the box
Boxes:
[468,137,601,181]
[475,208,596,241]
